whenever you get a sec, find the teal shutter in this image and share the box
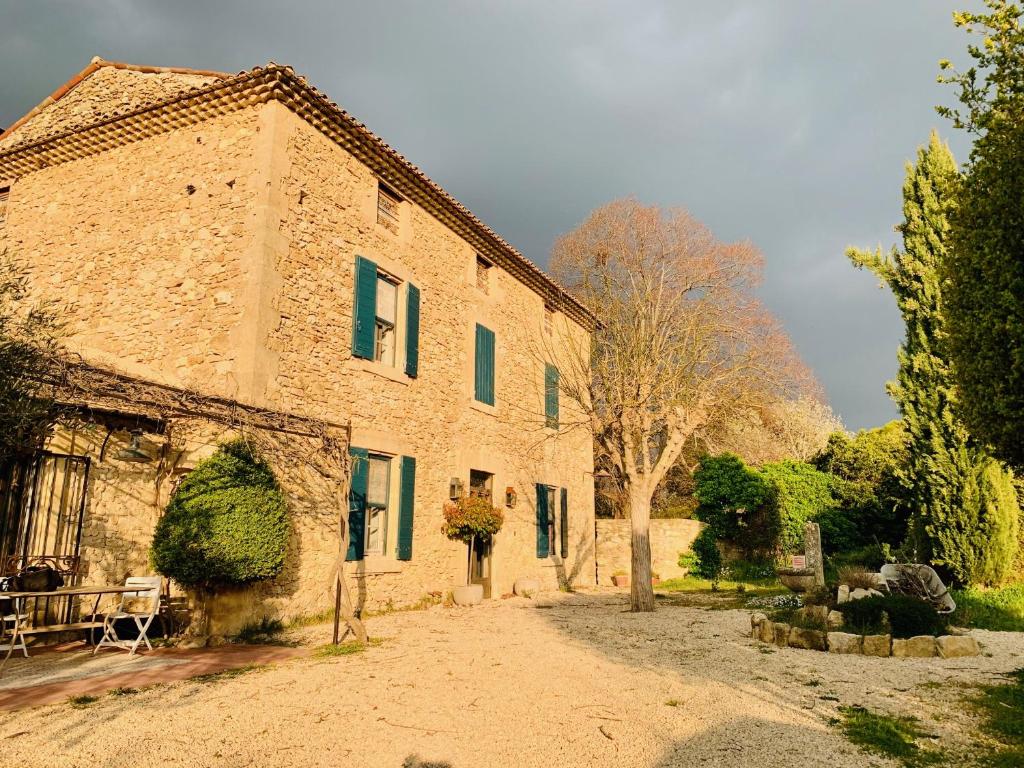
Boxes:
[474,324,495,405]
[405,284,420,378]
[544,364,559,429]
[536,483,550,557]
[352,256,377,359]
[559,488,569,558]
[347,447,369,561]
[396,456,416,560]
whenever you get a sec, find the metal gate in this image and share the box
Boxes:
[0,451,90,577]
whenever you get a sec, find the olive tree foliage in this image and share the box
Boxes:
[0,250,61,465]
[938,1,1024,468]
[551,199,811,611]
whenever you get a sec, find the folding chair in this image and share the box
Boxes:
[93,576,162,656]
[0,597,28,658]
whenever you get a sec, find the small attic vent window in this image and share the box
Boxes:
[476,255,492,294]
[0,187,8,226]
[377,182,401,232]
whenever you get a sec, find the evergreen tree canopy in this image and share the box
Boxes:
[848,134,1019,586]
[938,1,1024,468]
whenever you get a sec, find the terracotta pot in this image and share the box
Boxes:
[453,584,484,606]
[611,574,630,587]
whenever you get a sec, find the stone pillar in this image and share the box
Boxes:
[805,522,825,587]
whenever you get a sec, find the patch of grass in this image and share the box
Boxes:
[68,694,99,708]
[951,583,1024,633]
[191,663,268,684]
[108,686,138,697]
[314,637,384,658]
[658,575,786,597]
[837,705,943,767]
[665,699,682,707]
[971,668,1024,766]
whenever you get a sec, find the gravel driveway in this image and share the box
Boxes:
[1,589,1020,767]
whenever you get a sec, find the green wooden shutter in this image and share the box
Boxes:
[536,483,550,558]
[396,456,416,560]
[545,364,559,429]
[559,487,569,558]
[474,324,495,405]
[405,284,420,378]
[351,256,377,359]
[347,447,369,561]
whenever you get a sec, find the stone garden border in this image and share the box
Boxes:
[750,613,981,658]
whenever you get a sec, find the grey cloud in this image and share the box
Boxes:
[0,0,984,429]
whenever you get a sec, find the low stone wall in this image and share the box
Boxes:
[595,518,703,584]
[749,612,981,658]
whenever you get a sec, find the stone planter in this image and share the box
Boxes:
[513,578,540,597]
[612,574,630,588]
[452,584,484,606]
[777,569,818,592]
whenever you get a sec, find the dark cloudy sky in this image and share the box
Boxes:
[1,1,981,430]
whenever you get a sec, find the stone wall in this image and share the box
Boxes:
[595,519,703,584]
[1,75,597,629]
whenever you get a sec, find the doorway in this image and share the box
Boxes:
[468,469,494,598]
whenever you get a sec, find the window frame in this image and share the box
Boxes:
[373,271,400,367]
[0,186,9,226]
[469,469,494,503]
[364,452,393,557]
[476,255,492,294]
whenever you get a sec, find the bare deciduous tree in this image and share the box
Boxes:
[551,199,811,611]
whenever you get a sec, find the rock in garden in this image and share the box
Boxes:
[862,634,892,657]
[773,622,791,647]
[751,612,768,633]
[848,587,882,601]
[787,627,827,651]
[827,632,863,654]
[837,585,850,604]
[936,635,980,658]
[892,635,937,658]
[758,619,775,644]
[827,610,844,630]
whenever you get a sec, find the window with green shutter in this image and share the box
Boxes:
[544,364,559,429]
[405,284,420,378]
[396,456,416,560]
[536,483,549,557]
[352,256,378,360]
[559,488,569,558]
[474,324,495,405]
[347,447,369,561]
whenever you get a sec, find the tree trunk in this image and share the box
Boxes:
[333,486,368,644]
[628,488,655,612]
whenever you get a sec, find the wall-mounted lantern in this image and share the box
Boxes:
[505,486,517,508]
[449,478,465,500]
[115,431,154,463]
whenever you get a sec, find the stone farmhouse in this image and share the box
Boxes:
[0,59,597,633]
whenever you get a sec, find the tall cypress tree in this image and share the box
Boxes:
[848,133,1019,586]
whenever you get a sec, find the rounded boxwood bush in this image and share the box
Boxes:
[690,527,723,581]
[151,439,288,589]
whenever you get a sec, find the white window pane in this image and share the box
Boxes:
[375,323,395,366]
[366,506,384,554]
[377,278,397,324]
[367,456,390,507]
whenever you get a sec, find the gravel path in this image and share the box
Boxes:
[1,589,1020,767]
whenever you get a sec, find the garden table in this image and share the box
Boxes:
[0,585,149,675]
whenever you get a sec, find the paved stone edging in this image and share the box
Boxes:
[750,613,980,658]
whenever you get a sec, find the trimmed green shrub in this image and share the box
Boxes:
[837,594,948,638]
[693,454,772,544]
[759,460,839,554]
[690,528,723,581]
[151,440,288,589]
